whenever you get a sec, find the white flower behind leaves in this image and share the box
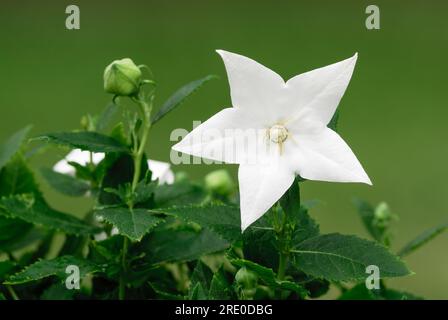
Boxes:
[172,50,372,231]
[53,149,174,185]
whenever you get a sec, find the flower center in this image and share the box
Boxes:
[268,124,288,144]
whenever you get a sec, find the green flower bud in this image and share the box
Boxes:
[103,58,142,96]
[374,202,392,221]
[235,267,258,289]
[205,169,234,196]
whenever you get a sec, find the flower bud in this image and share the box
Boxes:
[103,58,142,96]
[235,267,258,289]
[205,169,234,196]
[374,202,392,221]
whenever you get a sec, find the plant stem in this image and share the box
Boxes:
[277,252,289,281]
[131,98,152,192]
[119,96,153,300]
[6,285,19,300]
[118,237,129,300]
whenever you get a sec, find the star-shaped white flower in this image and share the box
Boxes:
[53,149,175,185]
[172,50,371,231]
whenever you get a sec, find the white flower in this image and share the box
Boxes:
[172,50,371,231]
[53,149,174,185]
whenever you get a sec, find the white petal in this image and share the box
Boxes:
[53,149,105,176]
[287,128,371,184]
[147,159,174,185]
[286,53,358,128]
[216,50,290,123]
[238,163,295,231]
[172,108,265,164]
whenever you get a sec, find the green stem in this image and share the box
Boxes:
[131,98,152,192]
[119,96,153,300]
[119,237,129,300]
[277,252,289,281]
[6,285,19,300]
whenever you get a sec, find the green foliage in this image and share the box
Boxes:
[154,204,241,242]
[0,126,32,170]
[34,131,129,153]
[41,168,90,197]
[0,61,433,301]
[5,256,102,285]
[230,258,308,298]
[291,233,411,281]
[0,194,98,236]
[398,223,448,257]
[137,223,229,264]
[151,75,217,125]
[95,207,163,241]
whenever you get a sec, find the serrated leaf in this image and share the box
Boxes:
[95,207,162,241]
[0,126,32,170]
[398,223,448,257]
[151,75,217,125]
[230,258,308,298]
[154,181,206,208]
[41,283,76,300]
[290,233,411,281]
[209,267,233,300]
[243,216,279,269]
[139,224,229,264]
[0,260,16,282]
[154,204,241,242]
[188,261,213,300]
[5,255,102,285]
[0,154,40,197]
[41,168,90,197]
[34,131,129,153]
[0,194,98,235]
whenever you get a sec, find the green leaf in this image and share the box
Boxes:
[5,255,102,285]
[154,181,206,208]
[139,224,229,264]
[230,258,308,298]
[353,199,386,243]
[0,194,98,235]
[154,204,241,242]
[96,102,119,132]
[292,207,320,244]
[151,75,217,125]
[0,260,16,282]
[328,109,340,131]
[188,260,213,300]
[209,267,233,300]
[41,283,76,300]
[398,223,448,257]
[95,207,162,241]
[243,216,279,269]
[34,131,129,153]
[290,233,411,281]
[338,283,378,300]
[0,126,32,170]
[0,154,40,197]
[40,168,90,197]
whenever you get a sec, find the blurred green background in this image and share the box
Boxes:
[0,0,447,298]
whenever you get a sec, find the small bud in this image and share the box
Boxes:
[103,58,142,96]
[235,267,258,289]
[374,202,392,221]
[205,169,234,196]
